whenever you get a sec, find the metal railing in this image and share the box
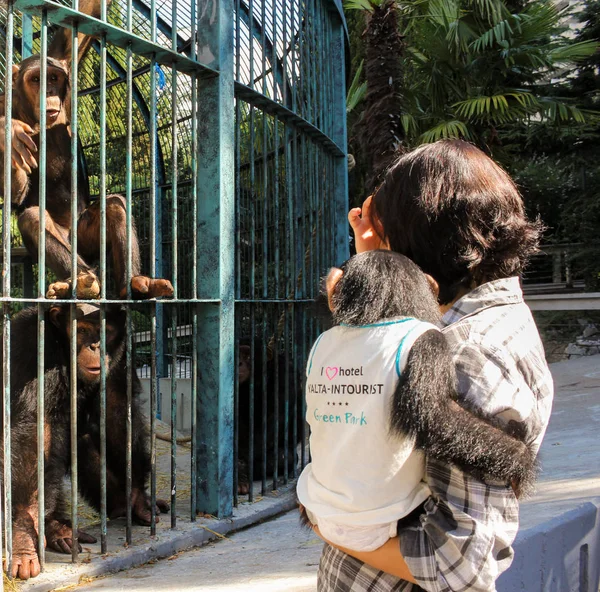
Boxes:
[0,0,348,583]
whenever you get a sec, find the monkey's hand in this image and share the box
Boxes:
[46,271,100,299]
[45,516,97,554]
[348,196,389,253]
[0,118,38,174]
[128,276,174,300]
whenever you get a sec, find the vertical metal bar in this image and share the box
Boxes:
[272,1,280,487]
[3,3,14,580]
[248,0,254,90]
[330,14,349,267]
[70,2,80,563]
[260,0,268,494]
[196,0,235,518]
[170,0,179,527]
[99,0,108,554]
[149,0,158,536]
[36,9,48,571]
[190,0,199,523]
[248,102,256,502]
[125,0,134,546]
[233,0,242,508]
[21,13,33,58]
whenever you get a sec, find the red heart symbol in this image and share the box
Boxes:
[326,367,338,380]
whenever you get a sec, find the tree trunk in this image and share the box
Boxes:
[358,0,405,193]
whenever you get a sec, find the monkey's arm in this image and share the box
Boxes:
[390,330,537,497]
[0,114,37,204]
[48,0,113,64]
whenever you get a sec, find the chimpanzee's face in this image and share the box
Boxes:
[238,345,251,384]
[67,319,120,383]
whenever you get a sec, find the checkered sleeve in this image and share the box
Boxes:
[398,339,524,592]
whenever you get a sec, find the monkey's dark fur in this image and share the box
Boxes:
[1,304,168,580]
[237,338,305,494]
[315,251,537,511]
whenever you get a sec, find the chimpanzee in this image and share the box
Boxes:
[0,303,168,580]
[0,0,173,301]
[298,251,538,544]
[236,339,305,495]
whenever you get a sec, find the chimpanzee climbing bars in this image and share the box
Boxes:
[1,0,348,581]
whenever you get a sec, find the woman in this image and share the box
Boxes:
[314,140,554,592]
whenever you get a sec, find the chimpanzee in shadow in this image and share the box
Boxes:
[0,303,168,580]
[236,339,306,494]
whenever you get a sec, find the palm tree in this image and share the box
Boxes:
[395,0,597,151]
[345,0,406,192]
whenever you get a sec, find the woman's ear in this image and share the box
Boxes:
[424,274,439,300]
[326,267,344,312]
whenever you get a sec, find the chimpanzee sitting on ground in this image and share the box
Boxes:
[1,303,168,580]
[236,339,305,494]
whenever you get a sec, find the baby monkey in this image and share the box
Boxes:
[297,251,537,552]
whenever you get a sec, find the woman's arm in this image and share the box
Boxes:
[312,524,418,584]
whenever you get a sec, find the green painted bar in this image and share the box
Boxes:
[69,10,79,563]
[36,9,48,570]
[3,4,14,580]
[190,0,198,523]
[13,0,218,76]
[170,42,179,526]
[21,12,33,57]
[169,0,179,526]
[330,17,350,267]
[196,0,235,518]
[98,0,108,555]
[149,0,158,536]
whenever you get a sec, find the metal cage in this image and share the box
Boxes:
[0,0,348,582]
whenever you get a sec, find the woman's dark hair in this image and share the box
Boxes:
[330,250,441,326]
[371,140,543,305]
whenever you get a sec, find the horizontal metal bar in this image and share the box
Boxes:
[13,0,219,77]
[525,293,600,310]
[0,297,221,304]
[235,82,345,157]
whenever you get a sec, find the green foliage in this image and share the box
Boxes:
[383,0,599,149]
[343,0,383,11]
[346,60,367,113]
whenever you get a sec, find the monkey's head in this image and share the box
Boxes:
[326,251,442,327]
[237,339,274,385]
[13,56,70,128]
[49,303,126,384]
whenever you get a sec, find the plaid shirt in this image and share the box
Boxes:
[318,277,554,592]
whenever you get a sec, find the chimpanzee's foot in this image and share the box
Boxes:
[46,271,100,300]
[127,276,174,300]
[10,516,40,580]
[45,516,97,554]
[237,480,251,495]
[108,489,170,526]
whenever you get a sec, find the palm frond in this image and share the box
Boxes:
[347,60,367,113]
[464,0,509,24]
[452,92,537,123]
[401,113,419,137]
[343,0,379,12]
[549,40,599,63]
[470,16,518,52]
[419,120,470,143]
[538,98,588,123]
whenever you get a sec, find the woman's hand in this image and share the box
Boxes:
[348,196,389,253]
[310,522,417,584]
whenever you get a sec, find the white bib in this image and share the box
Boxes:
[297,318,437,549]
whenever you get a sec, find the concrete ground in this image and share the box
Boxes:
[17,353,600,592]
[69,510,322,592]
